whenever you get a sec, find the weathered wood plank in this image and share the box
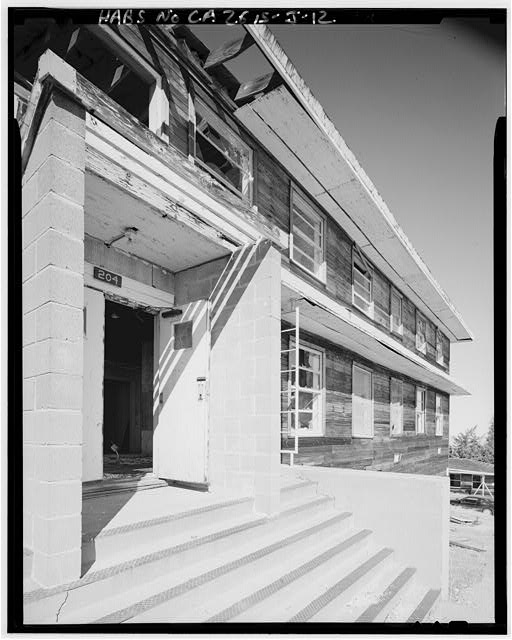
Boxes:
[204,33,254,70]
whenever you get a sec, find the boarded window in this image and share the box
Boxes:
[391,289,403,335]
[290,188,325,281]
[174,321,193,349]
[195,98,253,201]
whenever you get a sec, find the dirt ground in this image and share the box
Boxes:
[429,498,494,623]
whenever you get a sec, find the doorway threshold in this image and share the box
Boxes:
[83,473,168,500]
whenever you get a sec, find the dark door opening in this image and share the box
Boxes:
[103,301,154,477]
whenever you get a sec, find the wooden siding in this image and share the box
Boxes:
[373,270,390,331]
[325,221,352,306]
[286,324,450,475]
[110,26,451,374]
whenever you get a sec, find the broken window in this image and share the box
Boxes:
[14,24,152,125]
[352,249,373,316]
[194,98,253,201]
[290,188,326,282]
[436,329,445,365]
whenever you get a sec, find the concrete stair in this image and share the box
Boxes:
[24,475,441,624]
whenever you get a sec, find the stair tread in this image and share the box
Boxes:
[407,588,442,623]
[356,566,417,622]
[384,582,433,622]
[294,547,394,622]
[208,529,371,622]
[89,511,354,624]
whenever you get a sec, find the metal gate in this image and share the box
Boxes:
[280,305,299,465]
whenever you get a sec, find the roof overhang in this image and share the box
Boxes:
[239,25,473,344]
[281,269,470,396]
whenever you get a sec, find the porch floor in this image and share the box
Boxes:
[103,454,152,479]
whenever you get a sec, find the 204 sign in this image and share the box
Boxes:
[93,266,122,288]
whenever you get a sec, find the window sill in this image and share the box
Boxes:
[352,433,374,439]
[352,299,374,321]
[195,157,252,205]
[289,257,327,287]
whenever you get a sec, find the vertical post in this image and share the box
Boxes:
[22,88,86,587]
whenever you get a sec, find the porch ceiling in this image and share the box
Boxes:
[236,85,472,344]
[281,285,469,396]
[85,171,231,273]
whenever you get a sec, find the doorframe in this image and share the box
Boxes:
[352,362,374,438]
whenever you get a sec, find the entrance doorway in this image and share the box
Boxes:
[103,301,154,477]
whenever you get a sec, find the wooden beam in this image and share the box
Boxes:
[204,33,254,70]
[235,70,281,104]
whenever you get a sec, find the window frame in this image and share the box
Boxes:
[288,338,325,437]
[289,186,326,283]
[352,363,374,438]
[390,287,403,336]
[352,248,374,319]
[435,393,444,436]
[415,386,426,434]
[193,96,254,203]
[436,328,445,366]
[416,312,427,355]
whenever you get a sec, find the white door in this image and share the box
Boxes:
[390,378,403,435]
[155,299,209,484]
[415,387,426,434]
[352,365,373,437]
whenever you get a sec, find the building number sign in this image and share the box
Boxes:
[93,266,122,287]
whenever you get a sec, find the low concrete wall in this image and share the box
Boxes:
[298,465,449,597]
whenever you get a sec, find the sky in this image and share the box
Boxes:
[193,17,504,439]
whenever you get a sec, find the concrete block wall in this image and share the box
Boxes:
[208,241,281,515]
[22,90,86,587]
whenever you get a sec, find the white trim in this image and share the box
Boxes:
[290,186,326,283]
[281,265,469,395]
[84,261,175,309]
[352,363,374,438]
[85,114,284,248]
[415,386,426,434]
[288,338,325,437]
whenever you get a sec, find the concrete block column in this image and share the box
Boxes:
[22,90,86,587]
[208,240,281,515]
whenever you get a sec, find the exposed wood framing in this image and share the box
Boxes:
[203,33,254,70]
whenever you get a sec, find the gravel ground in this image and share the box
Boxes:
[429,501,494,623]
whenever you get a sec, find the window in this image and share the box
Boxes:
[352,364,373,437]
[435,393,443,436]
[416,313,427,354]
[390,378,403,435]
[289,341,324,436]
[436,329,445,365]
[450,473,461,488]
[415,387,426,434]
[194,98,253,202]
[353,250,373,317]
[290,189,326,281]
[390,289,403,335]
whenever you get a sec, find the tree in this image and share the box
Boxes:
[450,426,484,461]
[482,418,494,464]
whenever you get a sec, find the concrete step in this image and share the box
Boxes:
[297,547,395,622]
[63,509,354,624]
[82,494,255,570]
[384,582,441,623]
[217,533,376,623]
[129,524,371,622]
[356,566,417,623]
[24,510,267,624]
[280,478,319,506]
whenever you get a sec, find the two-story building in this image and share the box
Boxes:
[16,20,471,619]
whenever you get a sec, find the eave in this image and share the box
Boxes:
[239,25,473,344]
[281,266,470,396]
